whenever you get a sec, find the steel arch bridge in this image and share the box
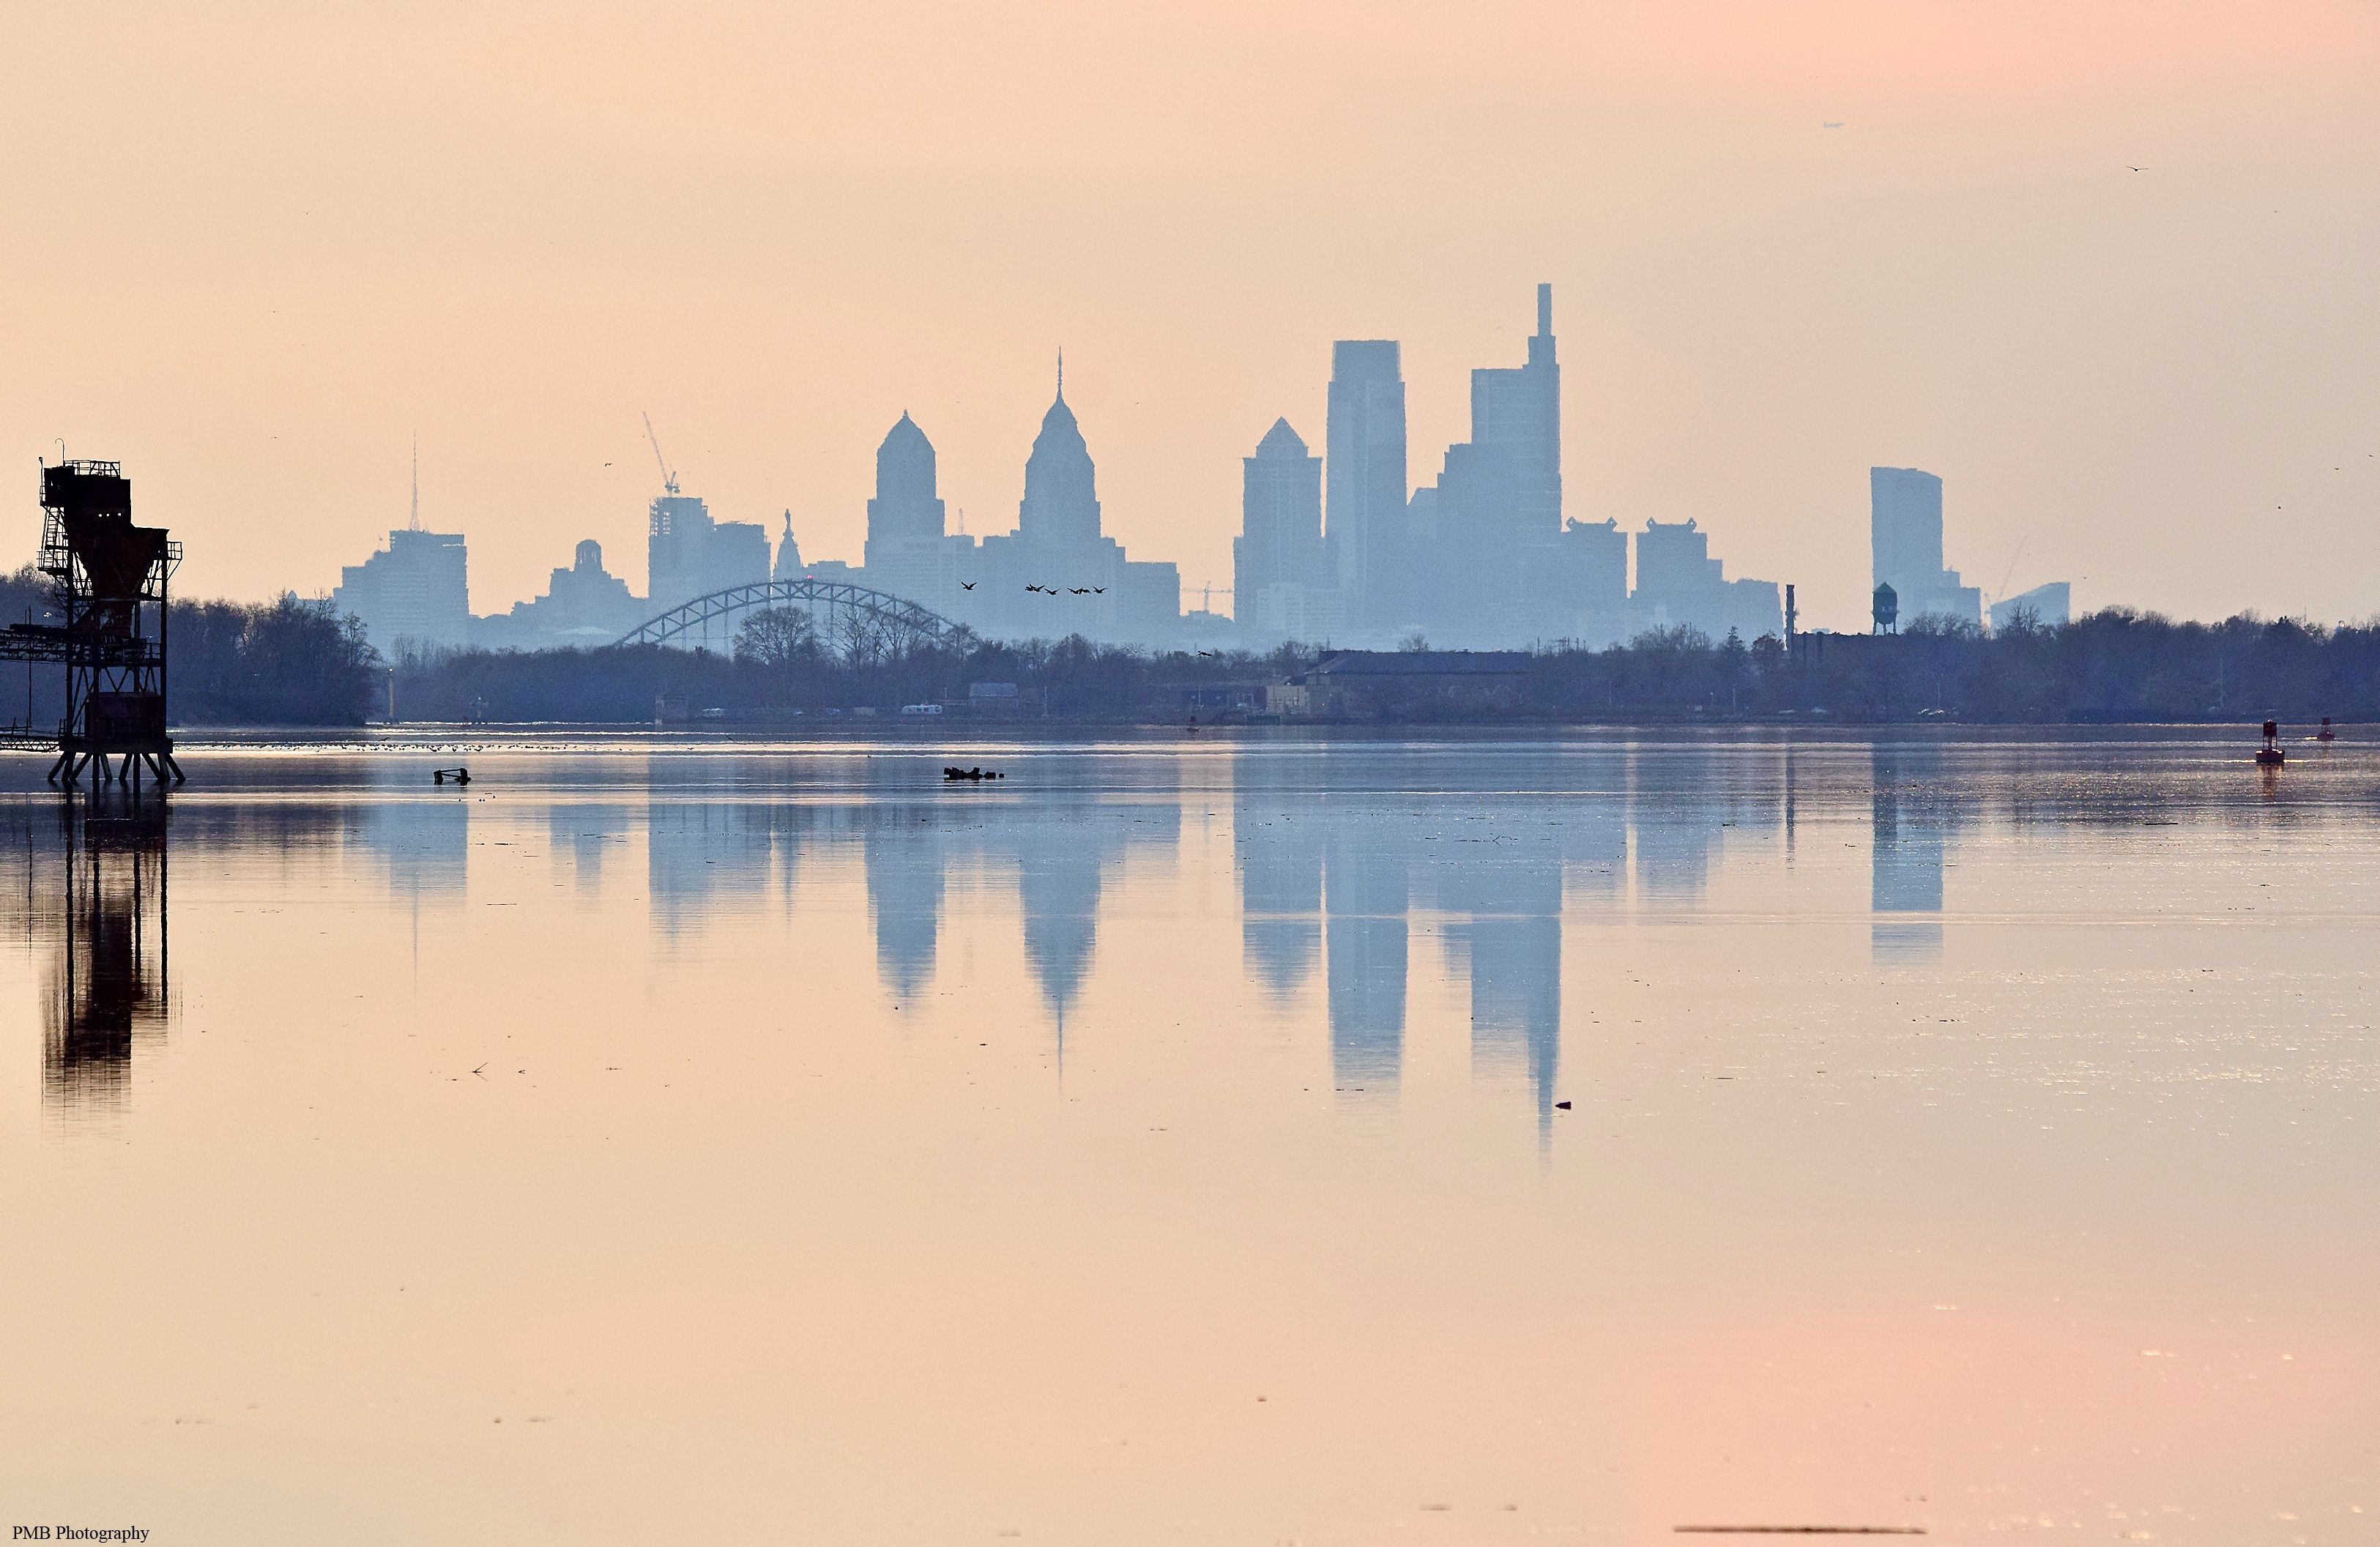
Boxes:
[611,578,959,650]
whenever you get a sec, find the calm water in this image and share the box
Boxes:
[2,729,2374,1545]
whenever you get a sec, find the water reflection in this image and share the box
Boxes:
[1,736,2258,1130]
[1870,742,1953,964]
[350,795,471,902]
[1227,743,1766,1123]
[0,800,172,1118]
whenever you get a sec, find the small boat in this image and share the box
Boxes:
[2255,721,2285,767]
[433,766,472,786]
[943,765,1003,782]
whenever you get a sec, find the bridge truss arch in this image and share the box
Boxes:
[612,578,960,652]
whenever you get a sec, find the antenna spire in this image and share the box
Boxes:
[1056,347,1064,400]
[409,432,420,531]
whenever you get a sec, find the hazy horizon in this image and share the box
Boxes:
[3,1,2376,635]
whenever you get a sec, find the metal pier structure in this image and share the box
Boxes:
[0,461,184,790]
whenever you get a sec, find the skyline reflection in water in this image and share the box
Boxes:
[0,729,2374,1545]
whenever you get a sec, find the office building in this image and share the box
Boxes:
[333,528,470,659]
[1325,340,1408,633]
[1870,467,1982,630]
[475,539,644,652]
[1233,417,1334,645]
[1990,581,2071,632]
[1552,517,1629,645]
[1411,286,1563,645]
[1629,518,1781,643]
[973,363,1181,647]
[647,490,769,614]
[860,412,975,620]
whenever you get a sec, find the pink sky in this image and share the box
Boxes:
[1,1,2375,631]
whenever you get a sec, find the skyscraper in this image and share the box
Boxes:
[1234,417,1329,644]
[1870,467,1982,629]
[332,528,470,657]
[1413,286,1563,644]
[1629,517,1781,644]
[1017,368,1102,549]
[861,411,968,617]
[1325,340,1407,633]
[974,359,1181,646]
[1470,283,1562,606]
[866,412,946,548]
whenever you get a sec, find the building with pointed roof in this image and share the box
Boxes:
[860,411,974,620]
[1235,416,1335,646]
[973,359,1180,647]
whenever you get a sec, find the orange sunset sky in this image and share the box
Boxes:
[2,1,2376,633]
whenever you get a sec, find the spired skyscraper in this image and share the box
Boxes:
[1414,284,1563,646]
[1325,340,1408,634]
[971,358,1182,646]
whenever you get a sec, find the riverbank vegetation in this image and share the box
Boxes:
[4,568,2365,728]
[383,605,2380,727]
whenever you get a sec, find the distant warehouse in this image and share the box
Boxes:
[1268,650,1531,720]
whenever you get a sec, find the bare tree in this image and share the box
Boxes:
[734,606,818,670]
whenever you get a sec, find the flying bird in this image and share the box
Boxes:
[1821,121,1844,129]
[1196,649,1220,657]
[1024,584,1042,593]
[960,581,976,590]
[2128,165,2144,172]
[1092,586,1105,594]
[1069,587,1090,594]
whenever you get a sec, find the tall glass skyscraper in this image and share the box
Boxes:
[1325,339,1407,632]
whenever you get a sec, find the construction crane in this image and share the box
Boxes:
[1985,535,2030,615]
[642,411,680,496]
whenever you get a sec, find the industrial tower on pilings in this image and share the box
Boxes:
[0,461,184,789]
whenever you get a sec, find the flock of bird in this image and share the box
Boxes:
[1016,584,1105,595]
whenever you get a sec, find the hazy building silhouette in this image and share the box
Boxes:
[334,528,470,657]
[1555,517,1629,644]
[477,539,644,650]
[1870,468,1982,630]
[860,412,982,624]
[1990,580,2071,632]
[1629,518,1782,644]
[1325,340,1408,633]
[648,488,771,646]
[1413,286,1562,644]
[1234,417,1333,646]
[771,512,806,579]
[975,363,1181,646]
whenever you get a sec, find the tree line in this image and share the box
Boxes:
[388,604,2380,726]
[0,565,381,728]
[0,569,2367,727]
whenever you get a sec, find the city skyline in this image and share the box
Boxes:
[4,4,2375,635]
[327,288,2060,658]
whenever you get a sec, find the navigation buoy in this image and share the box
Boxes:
[2255,721,2285,767]
[2316,716,2337,742]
